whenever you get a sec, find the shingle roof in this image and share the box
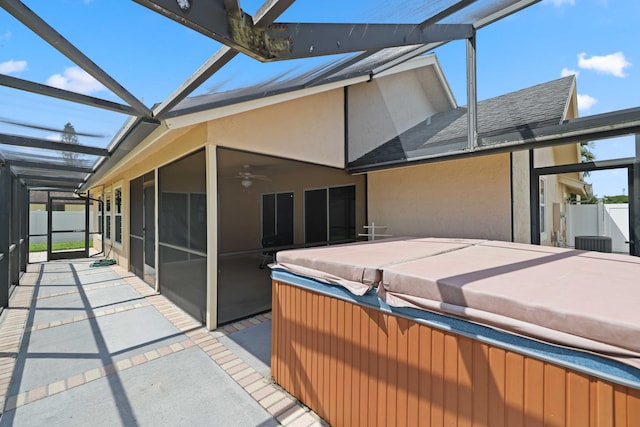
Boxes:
[349,75,576,168]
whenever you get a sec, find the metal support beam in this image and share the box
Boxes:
[350,107,640,174]
[10,175,20,286]
[304,0,478,87]
[26,184,80,191]
[630,134,640,256]
[153,0,294,117]
[1,0,152,117]
[20,184,28,271]
[0,133,110,157]
[18,175,85,184]
[466,29,477,150]
[0,164,9,308]
[263,23,474,61]
[0,74,140,116]
[154,47,238,117]
[134,0,472,61]
[8,160,93,174]
[529,150,540,245]
[533,157,635,175]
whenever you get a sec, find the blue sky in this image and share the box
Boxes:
[1,0,638,197]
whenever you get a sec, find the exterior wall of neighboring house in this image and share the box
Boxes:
[366,154,513,241]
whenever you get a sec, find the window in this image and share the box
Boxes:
[539,178,546,233]
[97,195,103,234]
[262,192,294,245]
[114,187,122,244]
[305,185,356,244]
[105,191,112,240]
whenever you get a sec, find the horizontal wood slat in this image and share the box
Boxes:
[271,280,640,427]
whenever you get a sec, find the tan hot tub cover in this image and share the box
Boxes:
[274,237,484,295]
[273,238,640,367]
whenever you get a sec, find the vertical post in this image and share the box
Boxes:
[10,177,20,286]
[84,195,90,257]
[0,164,10,307]
[21,185,28,270]
[47,190,52,262]
[205,146,218,330]
[466,28,477,151]
[529,151,540,245]
[630,134,640,257]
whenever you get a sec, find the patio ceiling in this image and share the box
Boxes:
[5,0,637,195]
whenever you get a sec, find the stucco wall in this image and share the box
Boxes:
[348,67,446,162]
[208,90,345,168]
[511,150,531,243]
[367,154,512,240]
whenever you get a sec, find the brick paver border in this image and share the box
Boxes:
[0,261,325,426]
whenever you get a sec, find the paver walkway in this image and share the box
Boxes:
[0,259,324,426]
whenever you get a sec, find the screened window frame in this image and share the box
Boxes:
[261,190,295,246]
[303,184,357,244]
[113,185,123,246]
[104,188,112,242]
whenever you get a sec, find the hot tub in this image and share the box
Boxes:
[270,238,640,427]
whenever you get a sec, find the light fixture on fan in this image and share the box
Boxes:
[235,164,269,188]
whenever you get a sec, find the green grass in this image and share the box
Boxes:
[29,241,86,252]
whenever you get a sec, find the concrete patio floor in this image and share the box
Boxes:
[0,258,324,426]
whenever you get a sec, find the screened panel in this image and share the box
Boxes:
[144,184,156,269]
[130,177,144,237]
[159,246,207,322]
[329,185,356,241]
[262,194,276,238]
[130,176,144,279]
[159,149,207,323]
[276,192,294,245]
[305,189,328,244]
[130,237,144,279]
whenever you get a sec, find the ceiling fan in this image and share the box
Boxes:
[234,164,269,188]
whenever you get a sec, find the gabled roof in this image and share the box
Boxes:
[349,75,576,169]
[162,54,449,129]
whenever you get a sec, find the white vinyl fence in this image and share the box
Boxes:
[566,203,629,254]
[29,211,94,244]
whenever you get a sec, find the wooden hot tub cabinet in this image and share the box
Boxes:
[271,277,640,427]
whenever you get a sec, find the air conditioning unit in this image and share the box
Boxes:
[575,236,612,253]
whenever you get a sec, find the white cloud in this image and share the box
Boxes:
[0,59,27,74]
[46,66,106,95]
[577,52,631,77]
[577,93,597,111]
[561,67,579,77]
[545,0,575,6]
[0,30,11,42]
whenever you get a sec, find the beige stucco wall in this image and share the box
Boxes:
[511,150,531,243]
[207,89,345,168]
[348,66,453,163]
[367,153,512,240]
